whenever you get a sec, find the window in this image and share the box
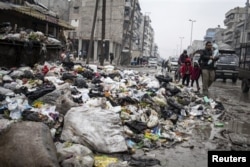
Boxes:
[217,55,239,65]
[74,6,79,14]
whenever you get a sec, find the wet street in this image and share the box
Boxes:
[123,65,250,167]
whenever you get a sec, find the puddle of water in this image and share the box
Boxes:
[225,120,250,135]
[192,124,212,141]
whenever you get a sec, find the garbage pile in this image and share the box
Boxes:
[0,22,61,45]
[0,62,225,167]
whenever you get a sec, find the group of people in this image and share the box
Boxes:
[132,57,144,65]
[176,41,219,96]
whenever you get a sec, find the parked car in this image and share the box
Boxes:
[167,57,179,72]
[148,57,158,68]
[215,50,239,83]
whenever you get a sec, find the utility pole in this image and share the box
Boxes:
[189,19,196,46]
[128,0,136,63]
[100,0,106,66]
[86,0,99,64]
[243,0,249,43]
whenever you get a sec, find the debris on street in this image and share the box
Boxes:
[0,62,230,166]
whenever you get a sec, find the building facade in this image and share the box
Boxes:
[62,0,156,65]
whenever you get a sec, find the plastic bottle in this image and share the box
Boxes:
[203,96,210,103]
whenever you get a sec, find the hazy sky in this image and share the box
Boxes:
[139,0,247,59]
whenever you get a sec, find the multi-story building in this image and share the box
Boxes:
[38,0,70,21]
[223,7,246,47]
[141,15,154,57]
[65,0,149,65]
[204,27,224,42]
[39,0,156,64]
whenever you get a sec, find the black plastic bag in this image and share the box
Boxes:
[26,85,56,101]
[79,70,94,80]
[61,73,76,81]
[91,77,102,84]
[167,98,183,111]
[88,88,104,98]
[22,110,44,122]
[22,70,34,79]
[73,78,88,88]
[117,96,138,105]
[125,121,148,134]
[130,156,161,166]
[0,94,6,101]
[155,75,173,83]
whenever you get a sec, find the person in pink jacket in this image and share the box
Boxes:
[191,61,201,91]
[181,58,193,86]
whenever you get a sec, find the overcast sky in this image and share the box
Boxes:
[139,0,247,59]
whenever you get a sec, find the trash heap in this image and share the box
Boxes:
[0,22,61,45]
[0,63,225,167]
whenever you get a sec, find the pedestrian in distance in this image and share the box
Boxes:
[181,58,192,86]
[199,41,219,96]
[178,50,188,65]
[78,50,82,60]
[161,59,165,72]
[139,57,143,65]
[191,62,201,91]
[134,57,137,65]
[137,57,140,66]
[110,53,114,64]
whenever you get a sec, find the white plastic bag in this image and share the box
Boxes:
[61,106,128,153]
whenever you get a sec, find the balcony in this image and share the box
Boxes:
[125,1,131,8]
[224,17,235,27]
[224,34,233,43]
[225,8,237,18]
[124,15,130,21]
[224,28,234,35]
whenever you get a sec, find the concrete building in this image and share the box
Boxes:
[141,15,154,57]
[223,7,246,48]
[204,26,224,42]
[38,0,157,64]
[63,0,148,65]
[38,0,70,21]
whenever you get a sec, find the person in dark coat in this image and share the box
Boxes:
[134,57,137,65]
[199,41,219,96]
[191,62,201,91]
[178,50,188,65]
[110,53,114,64]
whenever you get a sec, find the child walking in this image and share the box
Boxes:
[191,62,201,91]
[181,58,193,86]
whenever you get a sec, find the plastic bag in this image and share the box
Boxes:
[94,156,118,167]
[61,107,127,153]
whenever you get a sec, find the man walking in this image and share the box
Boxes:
[199,41,219,96]
[110,53,114,64]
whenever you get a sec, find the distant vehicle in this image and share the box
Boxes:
[214,50,239,83]
[192,53,200,65]
[157,58,164,66]
[167,57,179,72]
[238,43,250,93]
[148,57,158,68]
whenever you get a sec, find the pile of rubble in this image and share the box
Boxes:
[0,62,225,167]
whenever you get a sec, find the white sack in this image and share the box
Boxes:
[61,106,128,153]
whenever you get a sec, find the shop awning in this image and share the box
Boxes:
[0,2,75,30]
